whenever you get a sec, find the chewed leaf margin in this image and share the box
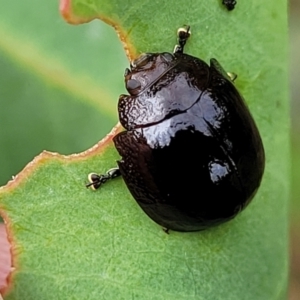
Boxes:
[60,0,137,60]
[0,124,121,295]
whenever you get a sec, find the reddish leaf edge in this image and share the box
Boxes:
[59,0,137,60]
[0,224,10,297]
[0,123,122,295]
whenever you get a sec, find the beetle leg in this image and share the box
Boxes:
[226,72,237,82]
[173,25,191,54]
[222,0,237,11]
[210,58,238,82]
[86,167,121,190]
[162,228,170,234]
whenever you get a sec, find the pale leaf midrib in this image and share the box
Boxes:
[0,22,117,119]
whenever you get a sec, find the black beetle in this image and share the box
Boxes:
[87,26,265,232]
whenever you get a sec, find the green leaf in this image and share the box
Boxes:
[0,0,128,186]
[0,0,289,299]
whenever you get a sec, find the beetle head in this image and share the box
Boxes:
[124,52,176,96]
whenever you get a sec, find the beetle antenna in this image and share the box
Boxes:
[173,25,191,54]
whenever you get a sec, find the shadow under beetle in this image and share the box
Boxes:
[87,25,265,232]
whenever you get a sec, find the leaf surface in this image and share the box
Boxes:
[0,0,128,186]
[0,0,290,299]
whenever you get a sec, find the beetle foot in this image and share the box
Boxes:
[86,168,121,190]
[222,0,237,11]
[227,72,237,82]
[162,228,170,234]
[173,25,191,54]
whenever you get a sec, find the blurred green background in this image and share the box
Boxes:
[0,0,298,298]
[289,1,300,299]
[0,0,127,179]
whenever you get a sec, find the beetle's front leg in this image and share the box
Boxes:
[86,167,121,190]
[210,58,237,82]
[173,25,191,54]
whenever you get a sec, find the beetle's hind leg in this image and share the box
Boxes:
[210,58,238,82]
[173,25,191,54]
[86,167,121,190]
